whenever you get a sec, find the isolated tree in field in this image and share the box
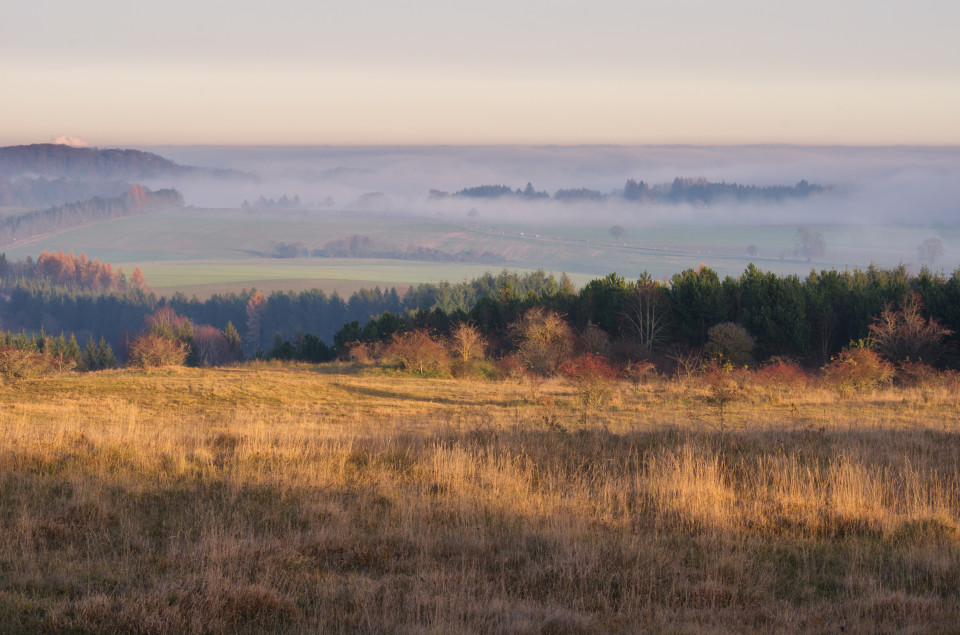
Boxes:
[794,227,826,262]
[246,290,267,351]
[609,225,627,243]
[509,307,574,375]
[868,292,951,363]
[917,238,944,265]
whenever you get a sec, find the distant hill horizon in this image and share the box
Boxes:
[0,144,255,182]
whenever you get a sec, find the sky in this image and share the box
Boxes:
[2,0,958,146]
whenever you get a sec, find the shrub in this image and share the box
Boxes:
[698,359,744,434]
[382,330,448,375]
[579,325,611,357]
[753,359,809,392]
[494,354,527,382]
[704,322,755,367]
[822,344,894,394]
[894,361,951,389]
[623,360,657,389]
[559,353,619,415]
[509,307,574,375]
[127,334,188,369]
[0,346,50,382]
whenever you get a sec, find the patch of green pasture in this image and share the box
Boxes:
[127,258,592,294]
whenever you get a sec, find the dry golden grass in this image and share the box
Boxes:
[1,362,959,632]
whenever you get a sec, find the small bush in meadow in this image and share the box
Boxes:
[822,343,894,394]
[382,330,449,375]
[559,353,619,415]
[494,354,527,382]
[127,334,188,369]
[753,359,809,392]
[623,360,657,389]
[0,346,51,382]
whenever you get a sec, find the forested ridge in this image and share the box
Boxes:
[0,144,250,182]
[0,186,184,246]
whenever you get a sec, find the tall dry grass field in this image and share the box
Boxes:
[1,364,959,632]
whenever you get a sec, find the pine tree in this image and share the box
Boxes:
[221,321,244,361]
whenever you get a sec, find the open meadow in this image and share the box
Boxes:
[1,364,959,632]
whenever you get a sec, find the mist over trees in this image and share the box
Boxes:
[0,144,250,182]
[428,178,829,206]
[0,186,184,246]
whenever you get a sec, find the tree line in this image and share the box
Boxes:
[428,178,828,205]
[1,262,566,359]
[0,186,184,246]
[5,252,960,370]
[331,264,960,370]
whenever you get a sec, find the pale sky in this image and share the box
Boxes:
[2,0,958,146]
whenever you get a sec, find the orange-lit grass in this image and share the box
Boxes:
[0,363,958,631]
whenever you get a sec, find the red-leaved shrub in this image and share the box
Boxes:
[822,345,893,394]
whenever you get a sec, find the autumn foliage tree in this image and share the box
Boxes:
[383,329,448,375]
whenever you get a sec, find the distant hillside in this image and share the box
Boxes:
[0,176,130,208]
[0,144,253,182]
[0,185,184,247]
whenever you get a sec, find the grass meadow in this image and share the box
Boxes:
[1,364,958,632]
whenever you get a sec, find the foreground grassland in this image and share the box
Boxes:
[1,365,959,632]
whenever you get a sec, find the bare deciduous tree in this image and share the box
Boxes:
[620,275,670,353]
[868,293,951,363]
[448,322,487,363]
[508,307,574,375]
[794,227,826,262]
[917,238,944,265]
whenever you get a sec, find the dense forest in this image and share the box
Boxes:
[429,178,829,205]
[0,186,184,246]
[0,259,563,358]
[3,249,959,371]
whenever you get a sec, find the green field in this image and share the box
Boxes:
[3,206,958,295]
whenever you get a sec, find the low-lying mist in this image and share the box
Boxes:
[141,145,960,227]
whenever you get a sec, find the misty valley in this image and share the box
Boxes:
[2,142,960,633]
